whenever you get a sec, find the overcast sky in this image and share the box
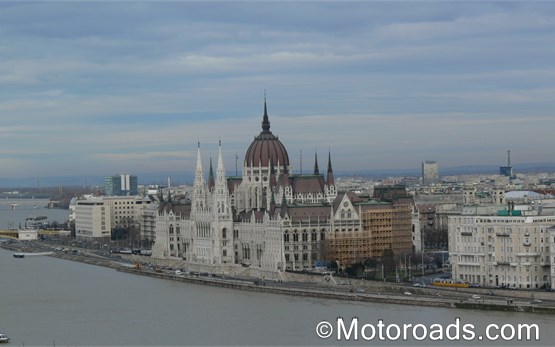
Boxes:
[1,1,555,181]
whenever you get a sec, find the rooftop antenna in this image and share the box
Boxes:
[300,149,303,175]
[507,149,511,166]
[235,153,238,176]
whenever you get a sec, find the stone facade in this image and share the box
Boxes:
[449,212,554,289]
[151,100,415,272]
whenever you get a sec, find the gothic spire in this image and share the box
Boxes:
[208,155,215,191]
[216,139,227,186]
[194,142,205,186]
[326,150,334,186]
[314,151,320,175]
[280,190,289,218]
[270,159,277,188]
[262,93,270,133]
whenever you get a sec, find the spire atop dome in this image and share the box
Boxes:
[262,93,270,133]
[245,96,290,168]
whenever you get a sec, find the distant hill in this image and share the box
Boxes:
[2,162,555,188]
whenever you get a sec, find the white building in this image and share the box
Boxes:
[449,208,554,289]
[151,100,416,273]
[75,197,111,238]
[18,229,38,240]
[422,161,439,186]
[152,100,338,271]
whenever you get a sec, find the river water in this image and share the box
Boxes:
[0,199,69,230]
[0,249,553,346]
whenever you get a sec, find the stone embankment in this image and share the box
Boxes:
[3,240,555,313]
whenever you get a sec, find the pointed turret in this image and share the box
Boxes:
[314,151,320,175]
[193,142,207,211]
[215,140,230,217]
[208,156,215,192]
[270,160,277,188]
[281,164,290,187]
[270,191,276,217]
[280,190,289,218]
[326,150,334,187]
[216,139,227,185]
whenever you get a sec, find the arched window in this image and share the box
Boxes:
[222,228,227,239]
[302,232,308,242]
[293,232,299,242]
[284,232,289,243]
[320,232,325,241]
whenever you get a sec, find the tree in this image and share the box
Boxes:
[382,247,395,273]
[345,262,365,277]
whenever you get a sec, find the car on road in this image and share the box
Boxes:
[403,291,412,296]
[531,299,543,304]
[470,294,481,300]
[412,282,426,287]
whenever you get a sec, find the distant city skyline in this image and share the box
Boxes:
[1,1,555,180]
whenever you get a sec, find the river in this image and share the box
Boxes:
[0,199,68,230]
[0,248,553,346]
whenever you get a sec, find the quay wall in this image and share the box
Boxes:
[117,267,452,309]
[4,241,555,314]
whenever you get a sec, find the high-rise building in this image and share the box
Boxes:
[422,161,439,185]
[499,150,513,177]
[105,174,138,196]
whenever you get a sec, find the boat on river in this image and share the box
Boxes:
[0,333,10,343]
[13,253,25,258]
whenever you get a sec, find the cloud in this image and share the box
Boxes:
[0,2,555,180]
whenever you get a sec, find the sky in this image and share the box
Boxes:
[1,1,555,183]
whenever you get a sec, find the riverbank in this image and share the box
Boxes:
[3,239,555,314]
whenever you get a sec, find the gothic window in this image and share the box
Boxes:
[284,232,289,242]
[293,232,299,242]
[294,254,299,261]
[302,253,308,261]
[302,232,308,242]
[320,232,325,241]
[285,254,290,262]
[311,231,317,241]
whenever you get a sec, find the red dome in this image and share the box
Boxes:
[244,100,289,168]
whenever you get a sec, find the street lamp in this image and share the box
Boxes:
[404,253,408,278]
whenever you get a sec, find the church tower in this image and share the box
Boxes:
[192,142,208,212]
